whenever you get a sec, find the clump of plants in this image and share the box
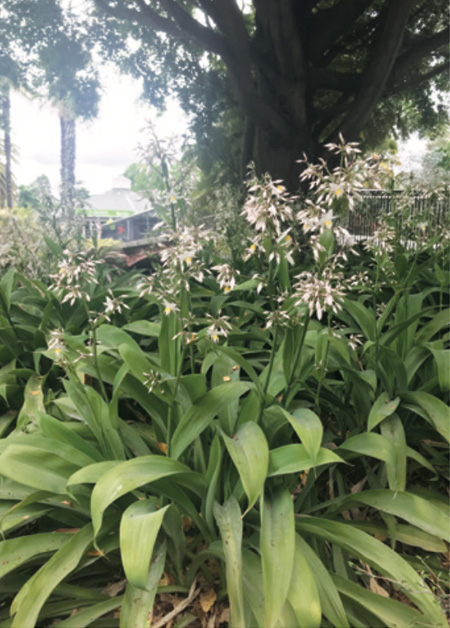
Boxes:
[0,142,448,628]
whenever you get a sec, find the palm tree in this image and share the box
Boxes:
[59,106,77,218]
[38,20,100,219]
[0,81,13,209]
[0,138,7,208]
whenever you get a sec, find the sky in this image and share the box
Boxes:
[11,64,189,195]
[396,133,428,172]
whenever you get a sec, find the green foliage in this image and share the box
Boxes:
[0,145,448,627]
[17,176,56,212]
[0,207,48,278]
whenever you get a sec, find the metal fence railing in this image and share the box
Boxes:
[341,191,449,237]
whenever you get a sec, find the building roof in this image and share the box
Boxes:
[85,176,152,218]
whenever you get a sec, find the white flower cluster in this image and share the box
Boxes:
[293,269,345,320]
[143,370,165,394]
[365,221,397,256]
[297,205,335,234]
[241,173,294,236]
[103,290,130,321]
[50,250,99,305]
[211,263,240,293]
[137,225,218,312]
[47,329,66,357]
[158,225,216,288]
[241,173,297,266]
[205,312,232,342]
[299,134,381,212]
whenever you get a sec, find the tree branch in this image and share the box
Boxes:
[93,0,181,38]
[308,0,376,62]
[393,28,449,75]
[206,0,253,75]
[93,0,225,55]
[253,0,306,79]
[155,0,226,54]
[330,0,415,144]
[313,93,351,138]
[388,60,449,95]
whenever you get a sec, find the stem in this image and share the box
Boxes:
[167,345,186,457]
[161,158,176,231]
[264,324,279,396]
[258,324,279,422]
[2,87,13,209]
[284,312,311,407]
[91,324,108,402]
[265,236,275,310]
[185,290,195,373]
[374,263,380,375]
[81,300,108,402]
[314,328,331,414]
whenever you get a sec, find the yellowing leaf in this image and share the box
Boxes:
[200,588,217,613]
[159,572,173,587]
[17,376,45,429]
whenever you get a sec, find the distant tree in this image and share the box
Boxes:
[416,135,450,185]
[92,0,449,190]
[124,162,162,196]
[38,16,100,219]
[434,143,450,172]
[17,175,56,211]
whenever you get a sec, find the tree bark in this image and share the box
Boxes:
[328,0,415,145]
[251,1,316,187]
[60,109,76,219]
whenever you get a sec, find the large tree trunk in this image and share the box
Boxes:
[248,2,316,188]
[60,109,76,219]
[255,133,310,190]
[1,85,13,210]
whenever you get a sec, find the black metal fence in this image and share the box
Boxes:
[341,191,449,237]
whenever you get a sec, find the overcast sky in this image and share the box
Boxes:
[11,64,189,195]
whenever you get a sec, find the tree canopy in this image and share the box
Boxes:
[91,0,449,188]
